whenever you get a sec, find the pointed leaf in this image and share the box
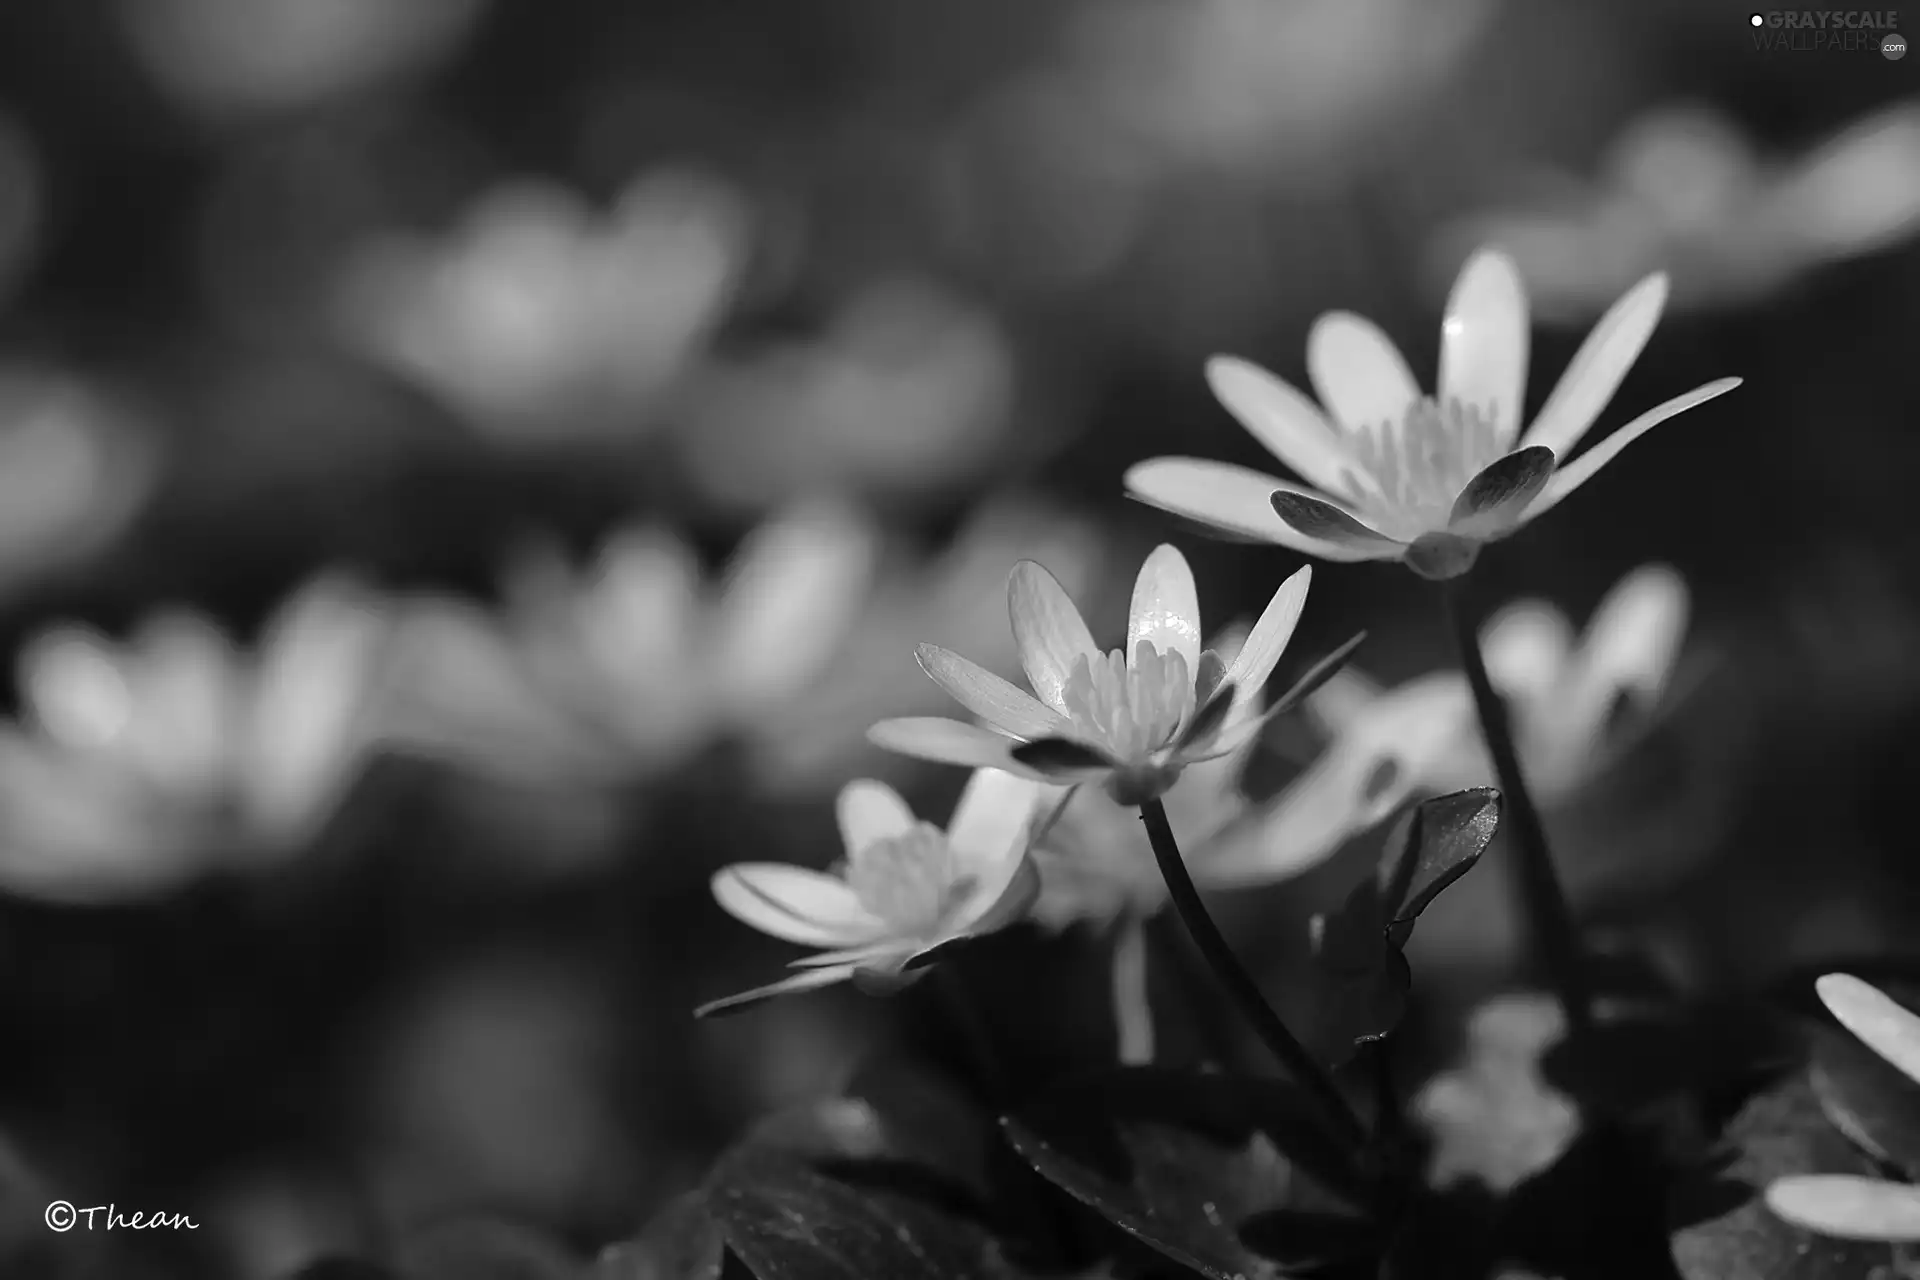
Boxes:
[1379,788,1503,936]
[1002,1068,1375,1280]
[1670,1072,1900,1278]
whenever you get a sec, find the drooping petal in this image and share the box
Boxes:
[834,779,917,857]
[1205,355,1360,496]
[1519,271,1670,457]
[1817,974,1920,1087]
[711,863,887,947]
[1218,566,1310,722]
[915,645,1066,740]
[1269,492,1407,558]
[1528,378,1741,517]
[946,766,1045,876]
[1008,560,1101,714]
[1127,545,1203,675]
[867,716,1041,775]
[1479,599,1577,707]
[1446,446,1557,540]
[1765,1175,1920,1242]
[695,963,860,1018]
[1439,249,1531,446]
[1123,458,1379,559]
[1307,311,1423,436]
[1558,564,1689,742]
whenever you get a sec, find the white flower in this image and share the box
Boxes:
[1245,564,1691,882]
[868,544,1350,807]
[1767,976,1920,1242]
[698,769,1046,1015]
[0,577,392,902]
[375,500,877,785]
[1124,247,1740,578]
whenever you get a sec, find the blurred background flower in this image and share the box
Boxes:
[0,0,1915,1275]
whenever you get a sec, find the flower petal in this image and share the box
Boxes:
[1195,632,1369,761]
[867,716,1043,776]
[695,963,860,1018]
[1220,565,1312,719]
[948,852,1042,940]
[1205,355,1360,496]
[1127,545,1203,675]
[1765,1175,1920,1242]
[1479,599,1576,707]
[711,863,887,947]
[1528,377,1741,517]
[790,941,915,969]
[1446,446,1557,540]
[1558,564,1689,742]
[1817,974,1920,1087]
[1519,271,1669,457]
[835,779,918,856]
[1269,492,1407,557]
[1124,458,1379,558]
[946,767,1045,874]
[1008,560,1101,714]
[1307,310,1422,435]
[916,644,1066,740]
[1439,248,1531,446]
[1010,737,1118,778]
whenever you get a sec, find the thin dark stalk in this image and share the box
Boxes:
[1441,580,1593,1034]
[1139,799,1368,1150]
[1146,910,1249,1073]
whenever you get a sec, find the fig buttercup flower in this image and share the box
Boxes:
[1247,564,1692,883]
[1124,247,1741,579]
[697,768,1046,1016]
[1766,976,1920,1241]
[867,545,1358,807]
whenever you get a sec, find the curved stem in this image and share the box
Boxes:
[1441,580,1593,1035]
[1139,799,1368,1150]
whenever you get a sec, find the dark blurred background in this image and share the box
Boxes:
[0,1,1917,1275]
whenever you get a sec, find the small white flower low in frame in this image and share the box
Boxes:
[697,769,1048,1016]
[1767,975,1920,1242]
[868,544,1357,807]
[1247,564,1692,882]
[1125,247,1740,578]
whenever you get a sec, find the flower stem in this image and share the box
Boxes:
[1111,913,1156,1065]
[1139,799,1368,1150]
[1441,580,1593,1035]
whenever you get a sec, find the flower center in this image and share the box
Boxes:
[844,823,971,933]
[1344,397,1504,539]
[1060,644,1195,765]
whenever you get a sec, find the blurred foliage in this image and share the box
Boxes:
[1,0,1919,1276]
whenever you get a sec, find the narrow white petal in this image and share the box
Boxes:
[1559,563,1689,740]
[1307,310,1422,435]
[1519,271,1669,456]
[1128,545,1203,674]
[916,645,1066,740]
[1438,249,1531,445]
[1479,599,1576,707]
[1529,378,1742,518]
[1817,974,1920,1087]
[1124,458,1383,559]
[866,716,1040,776]
[1008,561,1101,713]
[695,963,860,1017]
[1766,1175,1920,1242]
[711,863,885,947]
[1205,355,1359,496]
[1220,566,1311,720]
[835,779,918,856]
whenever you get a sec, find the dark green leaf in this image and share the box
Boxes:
[1810,1020,1920,1180]
[1379,788,1501,938]
[706,1147,1027,1280]
[1002,1068,1374,1280]
[1669,1072,1900,1279]
[594,1192,725,1280]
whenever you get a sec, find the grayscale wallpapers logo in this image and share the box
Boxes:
[1747,10,1906,55]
